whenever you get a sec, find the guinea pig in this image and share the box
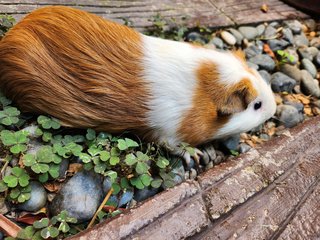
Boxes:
[0,6,276,155]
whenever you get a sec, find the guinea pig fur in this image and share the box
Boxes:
[0,6,276,149]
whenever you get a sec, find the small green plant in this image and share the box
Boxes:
[8,185,31,203]
[37,115,61,130]
[276,50,295,65]
[0,130,29,154]
[17,211,78,239]
[23,145,62,182]
[0,106,20,126]
[0,14,15,36]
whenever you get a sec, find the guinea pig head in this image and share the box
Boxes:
[197,50,276,140]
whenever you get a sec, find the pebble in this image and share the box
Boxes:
[264,25,277,38]
[220,31,236,45]
[50,171,103,222]
[315,52,320,67]
[310,37,320,49]
[134,187,159,202]
[239,143,251,153]
[304,19,316,31]
[267,39,290,51]
[271,72,296,93]
[171,161,185,185]
[282,28,294,44]
[280,64,302,83]
[18,181,47,212]
[297,46,319,61]
[301,58,317,78]
[186,32,206,45]
[293,33,309,47]
[58,158,69,179]
[293,85,302,94]
[209,37,224,49]
[260,134,270,141]
[247,62,259,70]
[102,177,112,194]
[205,161,214,170]
[228,28,244,45]
[0,232,3,240]
[283,101,304,113]
[259,70,271,84]
[249,54,275,71]
[244,44,262,58]
[22,124,38,138]
[118,190,134,207]
[221,134,240,151]
[256,24,266,36]
[270,21,280,28]
[238,26,258,40]
[189,168,197,180]
[277,105,304,128]
[0,198,8,214]
[300,70,320,97]
[286,20,302,34]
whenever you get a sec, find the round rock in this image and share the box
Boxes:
[293,33,309,47]
[221,134,240,151]
[297,46,319,61]
[209,37,224,49]
[285,20,302,34]
[186,32,206,44]
[300,70,320,97]
[244,44,263,58]
[315,52,320,67]
[256,24,266,36]
[18,181,47,212]
[264,25,277,38]
[301,58,317,78]
[239,143,251,153]
[310,37,320,49]
[228,28,243,45]
[118,190,134,207]
[267,39,290,51]
[279,64,302,83]
[50,171,103,222]
[238,26,258,40]
[282,28,294,44]
[271,72,296,93]
[249,54,275,71]
[220,31,236,45]
[277,105,304,128]
[134,187,159,202]
[258,70,271,84]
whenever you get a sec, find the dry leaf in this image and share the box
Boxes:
[261,4,269,13]
[263,44,275,58]
[295,94,311,105]
[16,208,47,225]
[266,127,276,136]
[304,107,313,116]
[44,182,61,192]
[0,214,21,238]
[312,107,320,115]
[67,163,83,174]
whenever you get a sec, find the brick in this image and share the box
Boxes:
[68,181,200,240]
[130,195,210,240]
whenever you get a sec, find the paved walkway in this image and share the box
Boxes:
[0,0,310,32]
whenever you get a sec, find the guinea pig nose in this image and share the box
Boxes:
[254,101,262,110]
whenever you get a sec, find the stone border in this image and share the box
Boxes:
[68,115,320,239]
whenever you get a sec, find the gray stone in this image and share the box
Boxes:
[300,70,320,97]
[260,134,270,141]
[301,58,317,78]
[189,168,197,180]
[282,28,294,44]
[283,101,304,113]
[102,177,112,194]
[256,24,266,36]
[247,62,259,70]
[239,143,251,153]
[249,54,275,71]
[293,85,302,94]
[18,181,47,212]
[304,19,316,31]
[270,21,280,28]
[315,52,320,67]
[297,46,319,61]
[238,26,258,40]
[293,33,309,47]
[0,198,9,215]
[228,28,243,45]
[277,105,304,128]
[50,171,103,222]
[280,64,302,83]
[271,72,296,93]
[286,20,302,34]
[118,190,134,207]
[22,124,38,138]
[259,70,271,84]
[221,134,240,151]
[310,37,320,49]
[244,44,262,58]
[267,39,290,51]
[186,32,205,44]
[220,31,236,45]
[134,187,159,202]
[264,25,277,38]
[209,37,224,49]
[58,158,69,179]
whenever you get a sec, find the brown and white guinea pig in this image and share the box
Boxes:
[0,6,276,152]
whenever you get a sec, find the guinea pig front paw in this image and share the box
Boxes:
[180,148,203,166]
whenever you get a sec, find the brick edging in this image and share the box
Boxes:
[68,115,320,240]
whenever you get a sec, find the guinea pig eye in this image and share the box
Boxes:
[254,101,262,110]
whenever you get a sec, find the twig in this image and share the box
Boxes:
[0,160,9,178]
[87,188,114,229]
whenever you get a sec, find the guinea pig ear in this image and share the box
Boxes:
[218,78,258,116]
